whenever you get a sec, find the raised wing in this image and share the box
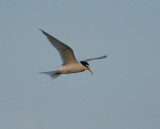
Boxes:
[83,55,107,62]
[40,29,78,66]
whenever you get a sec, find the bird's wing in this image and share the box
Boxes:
[83,55,107,62]
[40,29,78,66]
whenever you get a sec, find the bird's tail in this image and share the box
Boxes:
[40,70,61,79]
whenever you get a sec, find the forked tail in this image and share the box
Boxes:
[40,70,61,79]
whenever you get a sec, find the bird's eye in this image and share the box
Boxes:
[85,64,89,67]
[85,62,89,67]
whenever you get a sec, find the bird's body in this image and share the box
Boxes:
[39,29,107,79]
[59,63,85,74]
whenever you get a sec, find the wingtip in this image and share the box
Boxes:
[38,29,48,36]
[38,28,44,32]
[102,55,107,59]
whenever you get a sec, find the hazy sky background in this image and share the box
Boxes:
[0,0,160,129]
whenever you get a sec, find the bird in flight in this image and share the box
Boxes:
[39,29,107,79]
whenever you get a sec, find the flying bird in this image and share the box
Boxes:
[39,29,107,79]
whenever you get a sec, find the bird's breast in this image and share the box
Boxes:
[59,63,86,74]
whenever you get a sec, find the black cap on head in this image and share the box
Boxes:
[80,61,89,67]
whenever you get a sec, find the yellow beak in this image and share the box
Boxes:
[87,67,93,74]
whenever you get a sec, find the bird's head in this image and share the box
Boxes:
[80,61,93,74]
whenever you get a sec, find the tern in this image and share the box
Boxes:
[39,29,107,79]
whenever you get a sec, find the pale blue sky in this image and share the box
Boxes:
[0,0,160,129]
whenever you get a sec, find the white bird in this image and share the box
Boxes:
[39,29,107,79]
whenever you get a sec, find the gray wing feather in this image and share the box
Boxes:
[83,55,107,62]
[39,29,77,65]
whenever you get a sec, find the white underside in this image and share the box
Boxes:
[58,63,86,74]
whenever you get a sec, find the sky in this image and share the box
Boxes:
[0,0,160,129]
